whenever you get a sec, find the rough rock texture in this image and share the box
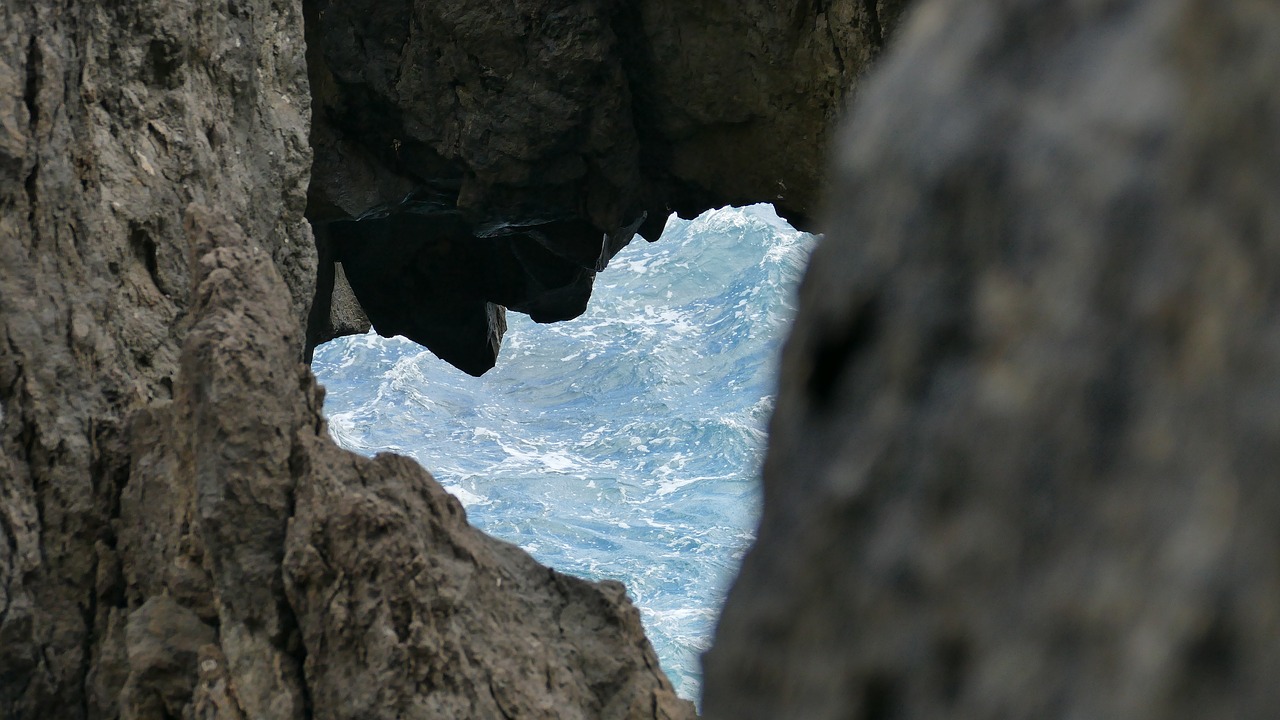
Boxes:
[139,208,688,719]
[285,443,690,720]
[303,0,907,373]
[704,0,1280,718]
[1,1,692,717]
[118,207,316,720]
[0,0,313,715]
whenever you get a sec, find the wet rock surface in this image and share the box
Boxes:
[303,0,900,371]
[704,0,1280,718]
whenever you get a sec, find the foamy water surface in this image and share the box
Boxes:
[312,205,815,702]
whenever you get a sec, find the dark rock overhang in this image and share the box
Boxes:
[301,0,900,372]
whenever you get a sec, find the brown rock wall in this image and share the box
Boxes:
[0,1,700,717]
[0,0,312,714]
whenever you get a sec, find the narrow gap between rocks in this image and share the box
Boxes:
[310,204,815,704]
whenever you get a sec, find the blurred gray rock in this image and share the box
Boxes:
[705,0,1280,718]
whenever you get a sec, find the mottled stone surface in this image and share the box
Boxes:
[704,0,1280,718]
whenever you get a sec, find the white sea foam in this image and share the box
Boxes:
[313,205,815,705]
[444,484,488,506]
[655,475,713,496]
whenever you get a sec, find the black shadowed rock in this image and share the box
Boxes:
[303,0,903,370]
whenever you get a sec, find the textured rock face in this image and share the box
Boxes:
[284,447,689,720]
[304,0,902,373]
[136,209,690,719]
[705,0,1280,718]
[1,1,693,717]
[0,1,313,714]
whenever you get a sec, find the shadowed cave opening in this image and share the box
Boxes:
[312,204,814,702]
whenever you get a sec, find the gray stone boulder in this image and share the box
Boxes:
[705,0,1280,717]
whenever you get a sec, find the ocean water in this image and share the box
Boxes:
[312,204,815,702]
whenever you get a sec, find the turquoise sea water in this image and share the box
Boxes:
[312,205,815,702]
